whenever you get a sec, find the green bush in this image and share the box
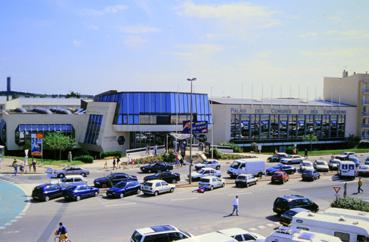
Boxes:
[331,197,369,212]
[101,151,122,158]
[220,142,242,153]
[161,151,176,163]
[74,155,94,163]
[208,148,222,159]
[134,156,162,165]
[357,141,369,149]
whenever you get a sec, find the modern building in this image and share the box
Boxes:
[324,71,369,139]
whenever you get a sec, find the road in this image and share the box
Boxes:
[0,168,368,242]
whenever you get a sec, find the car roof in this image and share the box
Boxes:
[201,167,215,171]
[218,228,250,235]
[136,225,177,235]
[237,173,253,177]
[145,179,165,183]
[279,194,305,201]
[201,176,219,179]
[289,208,309,213]
[64,175,84,179]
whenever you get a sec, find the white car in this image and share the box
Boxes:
[141,179,175,196]
[218,228,265,242]
[343,152,356,157]
[131,225,192,242]
[194,159,221,171]
[358,164,369,177]
[300,161,314,171]
[58,175,87,189]
[191,168,221,180]
[198,176,225,190]
[235,174,258,188]
[313,160,329,172]
[281,155,305,165]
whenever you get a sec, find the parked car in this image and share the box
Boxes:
[235,174,257,188]
[357,164,369,177]
[63,185,99,201]
[32,183,64,202]
[140,162,174,173]
[106,180,141,199]
[191,168,221,181]
[181,232,237,242]
[195,159,221,171]
[59,175,87,189]
[217,228,265,241]
[313,160,329,172]
[198,176,225,190]
[273,194,319,215]
[281,155,305,165]
[144,171,180,183]
[365,157,369,165]
[46,166,90,178]
[266,164,296,175]
[141,179,175,196]
[299,160,314,172]
[347,155,361,167]
[267,153,289,163]
[280,208,309,226]
[131,225,192,242]
[94,173,137,188]
[338,160,357,179]
[329,158,341,170]
[271,170,289,184]
[343,152,356,157]
[301,170,320,181]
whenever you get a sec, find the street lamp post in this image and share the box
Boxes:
[187,77,196,184]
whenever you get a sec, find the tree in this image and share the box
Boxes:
[66,91,81,98]
[44,132,76,160]
[303,134,318,151]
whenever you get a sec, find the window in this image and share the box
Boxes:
[243,234,256,240]
[334,232,350,242]
[144,234,170,242]
[357,235,369,242]
[131,232,143,242]
[168,232,188,240]
[84,115,103,145]
[234,235,244,241]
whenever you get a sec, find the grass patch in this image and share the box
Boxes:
[5,156,84,167]
[298,148,369,157]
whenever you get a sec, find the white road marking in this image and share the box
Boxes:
[258,225,266,229]
[249,228,257,231]
[171,197,199,201]
[267,223,275,227]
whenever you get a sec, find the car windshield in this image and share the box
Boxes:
[143,182,153,187]
[283,210,297,217]
[199,170,209,174]
[230,161,240,169]
[237,176,246,180]
[303,163,313,167]
[316,161,325,165]
[200,178,210,182]
[303,170,313,174]
[114,182,127,188]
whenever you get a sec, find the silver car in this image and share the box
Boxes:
[194,159,221,171]
[47,166,90,178]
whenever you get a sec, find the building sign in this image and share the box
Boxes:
[183,121,208,134]
[31,133,43,157]
[231,107,346,115]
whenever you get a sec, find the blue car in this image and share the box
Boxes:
[63,185,99,201]
[106,180,141,198]
[301,170,320,181]
[266,164,296,175]
[32,183,64,202]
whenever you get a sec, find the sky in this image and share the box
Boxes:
[1,0,369,99]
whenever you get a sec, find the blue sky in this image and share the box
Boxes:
[1,0,369,99]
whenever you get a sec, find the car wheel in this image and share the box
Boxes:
[216,166,220,170]
[148,169,151,173]
[170,188,174,193]
[76,196,81,201]
[222,183,225,188]
[44,196,50,202]
[210,186,214,191]
[94,192,98,197]
[81,173,87,177]
[136,189,141,194]
[58,174,65,178]
[245,183,249,188]
[120,193,124,199]
[154,191,159,196]
[172,179,177,184]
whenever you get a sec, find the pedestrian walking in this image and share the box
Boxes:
[28,158,32,173]
[230,195,239,216]
[304,148,308,157]
[154,145,158,156]
[103,160,108,169]
[32,158,37,173]
[117,156,121,169]
[12,159,18,176]
[112,158,116,170]
[358,177,364,193]
[146,145,149,155]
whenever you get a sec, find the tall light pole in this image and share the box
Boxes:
[187,77,196,184]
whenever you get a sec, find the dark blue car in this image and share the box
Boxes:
[266,164,296,175]
[63,185,99,201]
[301,170,320,181]
[106,180,141,198]
[32,183,64,202]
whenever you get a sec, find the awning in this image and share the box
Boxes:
[169,133,191,140]
[17,124,74,132]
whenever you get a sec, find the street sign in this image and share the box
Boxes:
[333,186,341,194]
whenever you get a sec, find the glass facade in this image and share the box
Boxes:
[84,115,103,145]
[94,92,212,125]
[231,114,345,142]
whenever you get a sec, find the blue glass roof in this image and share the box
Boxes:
[17,124,74,132]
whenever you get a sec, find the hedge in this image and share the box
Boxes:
[331,197,369,212]
[101,151,122,158]
[74,155,94,163]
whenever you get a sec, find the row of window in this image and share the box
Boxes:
[115,114,212,125]
[231,114,346,142]
[84,115,103,145]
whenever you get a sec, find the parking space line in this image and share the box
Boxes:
[258,225,266,229]
[171,197,198,202]
[249,228,257,231]
[267,223,275,227]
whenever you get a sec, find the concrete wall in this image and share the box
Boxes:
[323,76,359,105]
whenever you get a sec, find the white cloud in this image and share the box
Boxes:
[327,30,369,39]
[123,35,147,48]
[177,1,278,27]
[72,39,82,47]
[120,25,159,34]
[301,48,369,58]
[173,44,222,60]
[81,4,127,16]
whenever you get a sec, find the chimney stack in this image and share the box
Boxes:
[6,76,11,101]
[342,70,348,78]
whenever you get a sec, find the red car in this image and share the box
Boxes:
[271,170,289,184]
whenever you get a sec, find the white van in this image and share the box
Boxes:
[338,161,357,179]
[323,208,369,223]
[227,159,265,178]
[266,226,341,242]
[290,211,369,242]
[180,232,237,242]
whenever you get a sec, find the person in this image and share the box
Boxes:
[28,157,32,173]
[304,148,308,157]
[230,195,239,216]
[12,159,18,176]
[127,153,132,164]
[23,157,27,173]
[103,160,108,169]
[55,222,68,242]
[117,156,121,169]
[358,177,364,193]
[112,158,116,170]
[146,145,149,155]
[154,145,158,156]
[32,158,37,173]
